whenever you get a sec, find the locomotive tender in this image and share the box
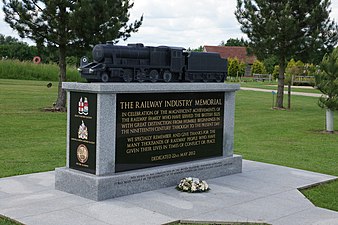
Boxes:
[79,42,227,83]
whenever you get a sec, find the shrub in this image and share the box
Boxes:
[228,57,246,77]
[252,60,267,74]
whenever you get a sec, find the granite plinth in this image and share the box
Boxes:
[62,82,240,94]
[55,155,242,201]
[56,82,242,201]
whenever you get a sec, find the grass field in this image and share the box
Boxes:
[0,215,23,225]
[235,89,337,175]
[0,79,66,177]
[235,88,338,211]
[0,79,337,217]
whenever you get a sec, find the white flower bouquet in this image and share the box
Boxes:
[176,177,210,193]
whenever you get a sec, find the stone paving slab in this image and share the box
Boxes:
[0,160,337,225]
[271,207,338,225]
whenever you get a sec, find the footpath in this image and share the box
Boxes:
[240,87,322,97]
[0,160,337,225]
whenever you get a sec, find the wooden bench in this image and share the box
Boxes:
[292,76,315,85]
[253,74,272,82]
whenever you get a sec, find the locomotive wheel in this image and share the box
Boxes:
[149,70,159,82]
[101,72,109,82]
[202,74,209,82]
[122,69,133,82]
[187,73,194,82]
[163,71,172,82]
[136,71,146,82]
[215,73,223,82]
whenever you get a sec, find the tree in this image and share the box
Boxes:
[228,57,246,77]
[235,0,338,109]
[189,46,203,52]
[285,59,304,109]
[3,0,143,110]
[0,34,19,44]
[263,55,278,74]
[285,59,304,81]
[0,34,38,60]
[252,60,266,74]
[219,38,247,46]
[315,47,338,132]
[227,57,246,81]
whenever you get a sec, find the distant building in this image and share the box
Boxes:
[203,46,257,76]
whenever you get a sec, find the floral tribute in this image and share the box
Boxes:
[176,177,210,193]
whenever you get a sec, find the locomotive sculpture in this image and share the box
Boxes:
[79,42,227,83]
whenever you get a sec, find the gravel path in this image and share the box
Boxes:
[240,87,322,97]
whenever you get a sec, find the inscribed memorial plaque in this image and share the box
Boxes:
[116,92,224,172]
[69,92,97,174]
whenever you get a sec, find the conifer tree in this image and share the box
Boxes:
[235,0,338,108]
[2,0,143,110]
[315,47,338,132]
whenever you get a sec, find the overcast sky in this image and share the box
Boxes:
[1,0,338,49]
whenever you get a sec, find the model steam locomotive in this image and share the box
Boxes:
[78,42,227,82]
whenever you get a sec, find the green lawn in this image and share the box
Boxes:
[235,89,337,175]
[0,79,337,215]
[0,215,23,225]
[300,180,338,211]
[235,89,338,211]
[0,79,66,177]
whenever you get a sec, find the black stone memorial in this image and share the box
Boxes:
[69,92,97,174]
[115,92,224,172]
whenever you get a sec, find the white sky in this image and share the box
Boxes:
[1,0,338,49]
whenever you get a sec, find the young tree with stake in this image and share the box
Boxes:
[315,47,338,132]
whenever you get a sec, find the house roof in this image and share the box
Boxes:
[203,46,256,64]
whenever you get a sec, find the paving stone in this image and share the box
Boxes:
[0,160,337,225]
[270,207,338,225]
[72,199,173,225]
[19,209,110,225]
[184,208,250,223]
[119,190,222,218]
[238,168,324,189]
[1,195,93,219]
[0,189,71,210]
[225,194,313,222]
[0,179,47,195]
[210,174,293,196]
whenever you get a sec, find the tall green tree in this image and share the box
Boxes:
[315,47,338,132]
[3,0,143,110]
[0,34,38,60]
[0,34,19,44]
[263,55,278,74]
[219,38,247,46]
[235,0,338,108]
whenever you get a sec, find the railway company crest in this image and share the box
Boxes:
[77,144,89,164]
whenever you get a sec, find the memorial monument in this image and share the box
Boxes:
[55,43,242,201]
